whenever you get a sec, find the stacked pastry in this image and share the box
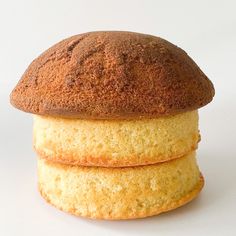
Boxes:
[10,31,214,220]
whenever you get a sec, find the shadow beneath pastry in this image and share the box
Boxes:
[81,151,231,234]
[36,150,231,234]
[81,194,204,225]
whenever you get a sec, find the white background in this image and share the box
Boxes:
[0,0,236,235]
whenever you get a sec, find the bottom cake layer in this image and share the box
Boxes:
[38,151,203,220]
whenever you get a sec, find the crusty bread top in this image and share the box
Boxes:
[10,31,214,119]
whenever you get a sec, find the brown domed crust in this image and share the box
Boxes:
[10,31,214,119]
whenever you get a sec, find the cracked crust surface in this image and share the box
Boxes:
[38,152,204,220]
[10,31,214,119]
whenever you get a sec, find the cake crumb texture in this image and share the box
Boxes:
[34,110,199,166]
[38,151,203,220]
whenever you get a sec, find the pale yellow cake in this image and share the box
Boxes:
[38,151,203,220]
[34,110,199,167]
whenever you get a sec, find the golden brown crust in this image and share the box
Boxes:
[10,31,214,119]
[35,144,198,167]
[39,174,204,220]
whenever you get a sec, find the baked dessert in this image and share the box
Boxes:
[11,31,214,119]
[11,31,214,166]
[38,152,203,220]
[10,31,214,219]
[33,110,199,166]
